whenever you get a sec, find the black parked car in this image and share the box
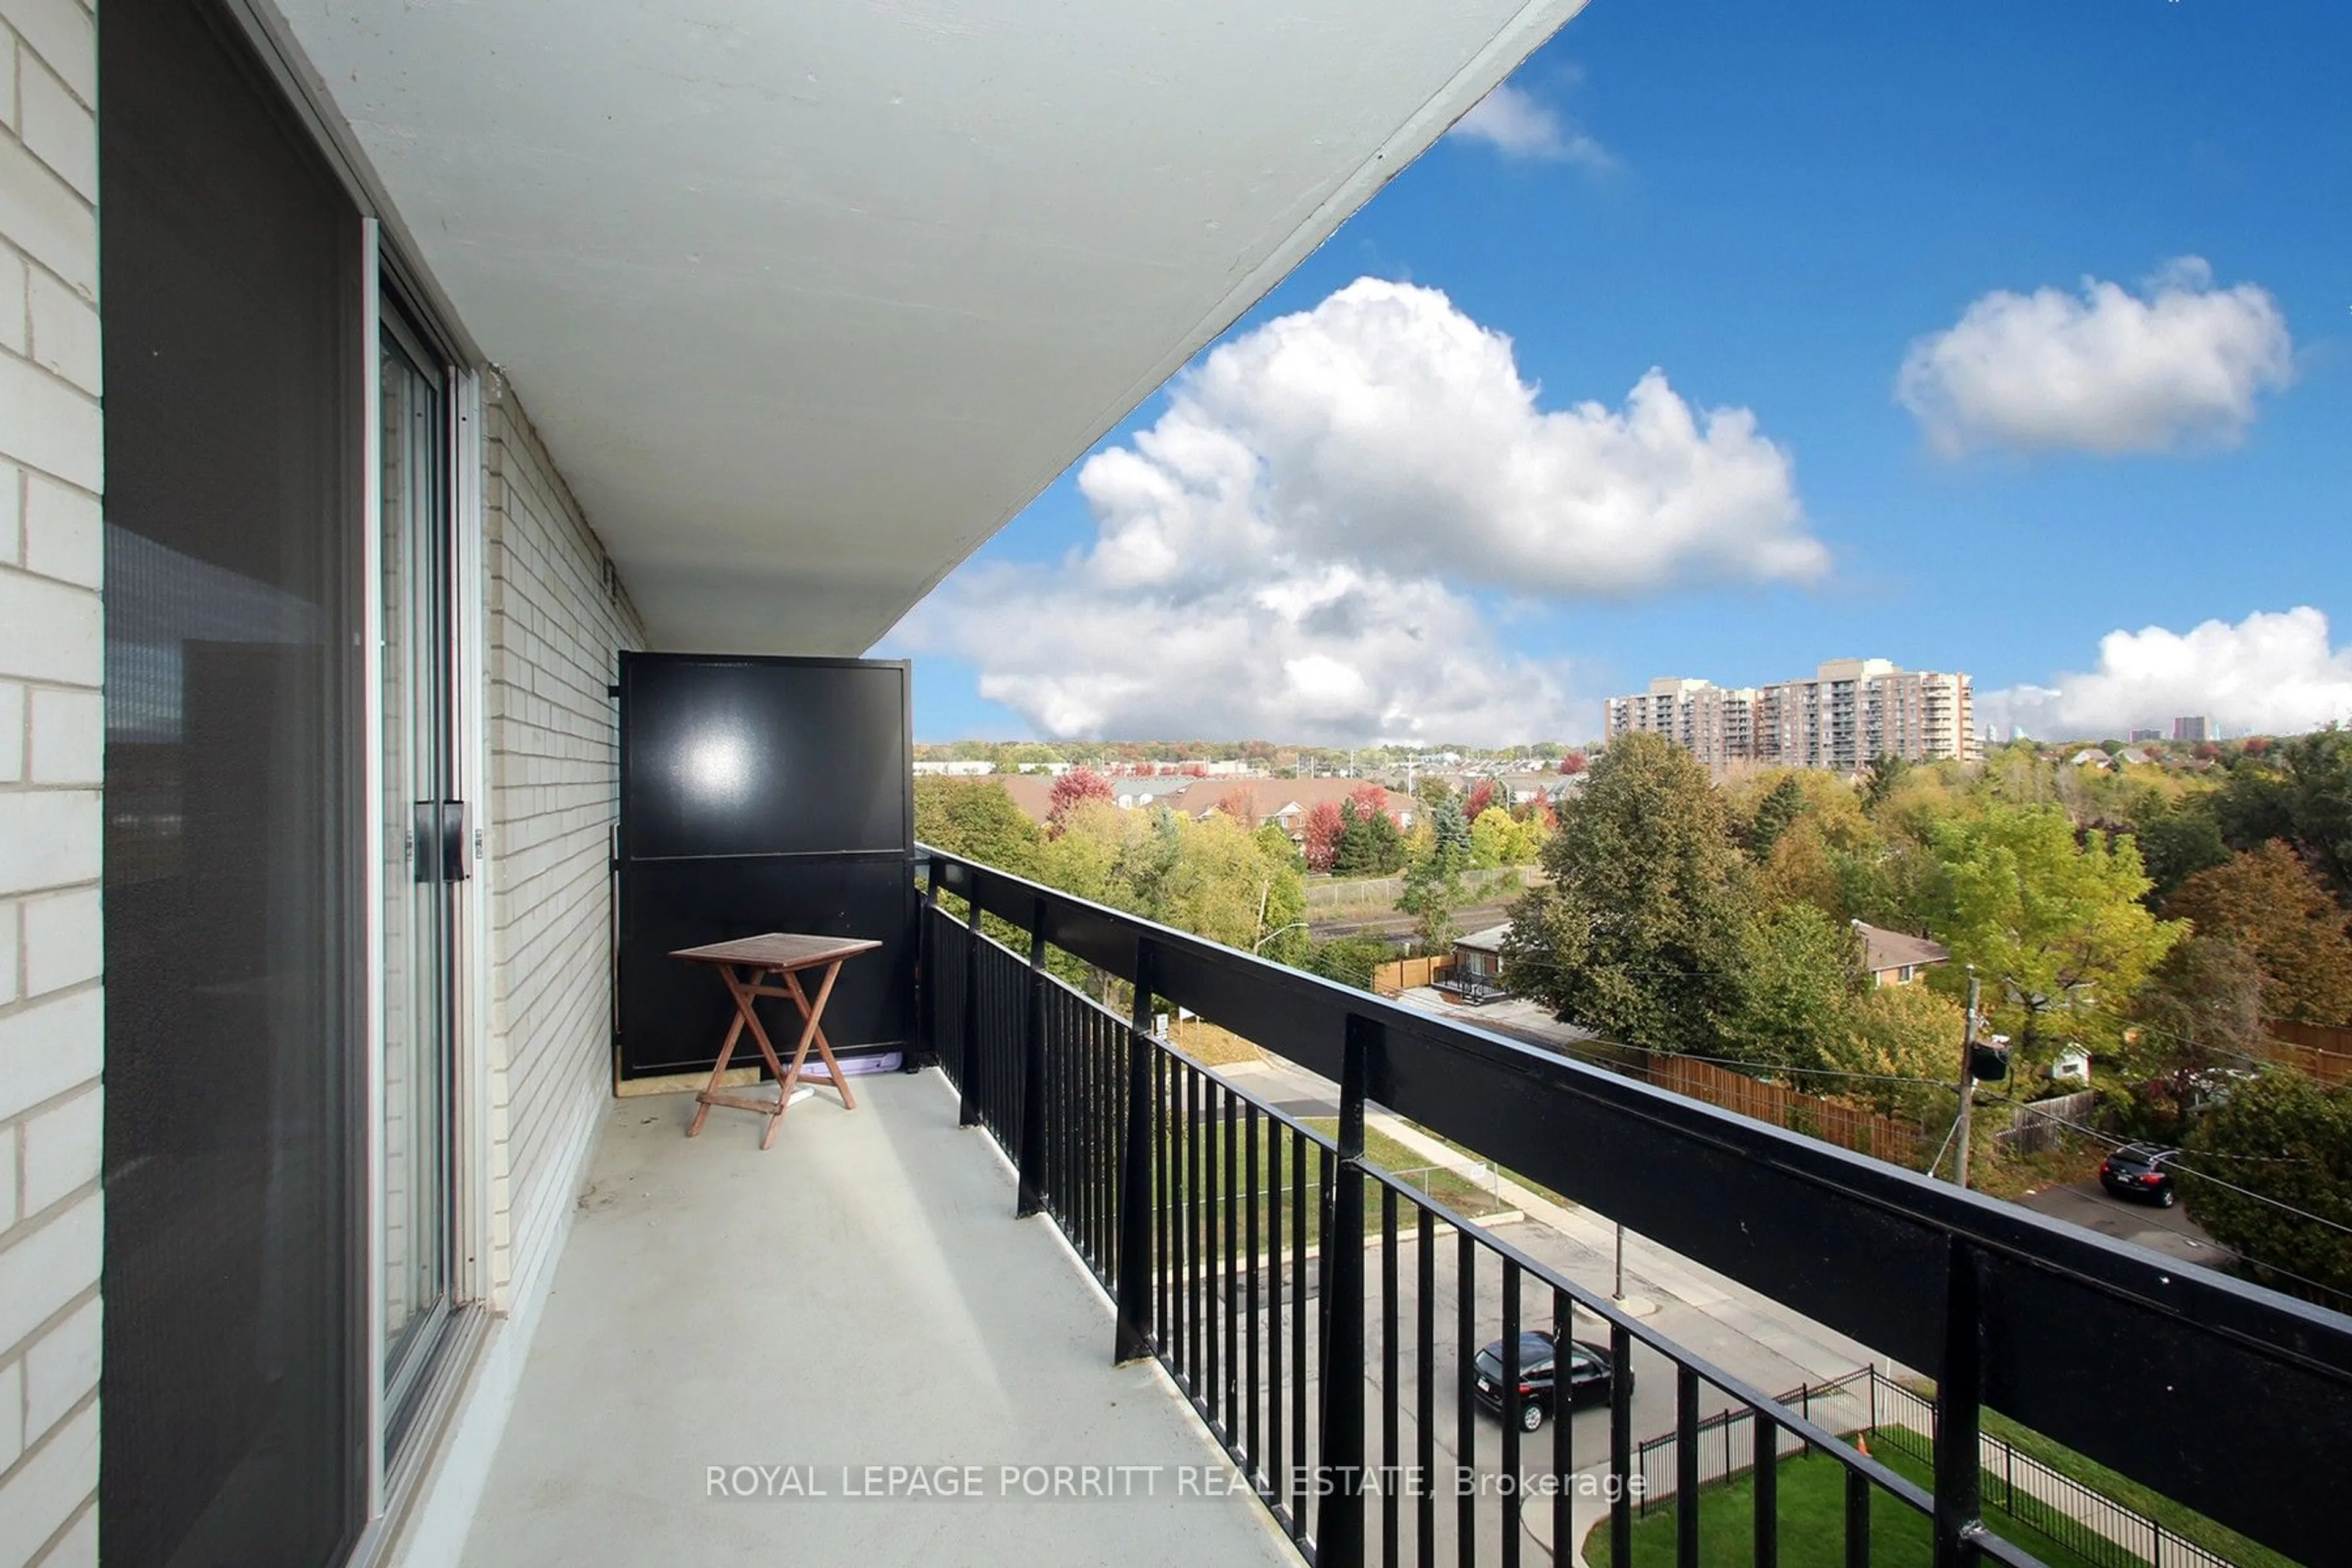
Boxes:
[2099,1142,2179,1207]
[1472,1332,1626,1431]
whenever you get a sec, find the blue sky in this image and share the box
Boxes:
[884,0,2352,744]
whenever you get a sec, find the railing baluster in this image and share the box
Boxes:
[918,859,940,1063]
[959,886,984,1128]
[1845,1466,1871,1568]
[1246,1101,1262,1474]
[1553,1286,1573,1568]
[1156,1044,1172,1361]
[1458,1226,1477,1568]
[1418,1207,1435,1568]
[1755,1408,1779,1568]
[1225,1082,1241,1441]
[1270,1113,1287,1528]
[1381,1183,1400,1568]
[1676,1365,1701,1568]
[1501,1260,1523,1568]
[1114,942,1157,1363]
[1292,1121,1308,1539]
[1188,1060,1204,1398]
[1316,1013,1373,1567]
[1196,1063,1213,1409]
[1935,1239,1985,1568]
[1016,906,1050,1216]
[1610,1320,1633,1568]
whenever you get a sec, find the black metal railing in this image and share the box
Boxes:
[916,847,2352,1568]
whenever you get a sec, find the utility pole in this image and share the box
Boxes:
[1953,967,1981,1190]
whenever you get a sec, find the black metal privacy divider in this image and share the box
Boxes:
[918,847,2352,1568]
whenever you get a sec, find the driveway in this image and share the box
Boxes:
[2016,1180,2236,1270]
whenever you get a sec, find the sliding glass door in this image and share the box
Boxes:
[101,2,367,1560]
[379,308,462,1447]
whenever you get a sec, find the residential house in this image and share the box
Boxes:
[1853,921,1953,987]
[1452,923,1512,988]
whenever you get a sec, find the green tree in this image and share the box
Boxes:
[1431,794,1473,866]
[1468,805,1518,869]
[2137,809,2231,907]
[1503,731,1751,1054]
[2183,1069,2352,1305]
[1398,845,1469,954]
[1305,935,1395,990]
[1831,982,1967,1118]
[2274,726,2352,901]
[1928,804,2185,1063]
[1733,904,1861,1072]
[2123,935,2267,1138]
[1330,798,1406,876]
[914,777,1040,875]
[2165,842,2352,1025]
[1746,774,1809,859]
[1861,754,1913,815]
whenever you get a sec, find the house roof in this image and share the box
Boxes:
[1852,921,1951,974]
[1455,924,1512,954]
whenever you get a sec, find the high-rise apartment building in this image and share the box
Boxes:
[1605,660,1980,771]
[2172,716,2215,743]
[1604,678,1763,771]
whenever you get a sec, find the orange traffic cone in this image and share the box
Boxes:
[1856,1434,1871,1458]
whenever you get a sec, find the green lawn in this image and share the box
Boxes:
[1158,1114,1509,1254]
[1585,1441,2109,1568]
[1300,1117,1514,1223]
[1898,1379,2300,1568]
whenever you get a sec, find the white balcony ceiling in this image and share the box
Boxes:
[272,0,1585,654]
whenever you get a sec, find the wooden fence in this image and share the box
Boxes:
[2261,1020,2352,1085]
[1994,1089,2100,1156]
[1642,1053,1923,1168]
[1371,956,1456,997]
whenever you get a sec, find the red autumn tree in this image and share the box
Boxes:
[1047,766,1114,833]
[1302,801,1345,872]
[1349,782,1391,823]
[1464,779,1499,819]
[1213,788,1259,828]
[1559,752,1588,775]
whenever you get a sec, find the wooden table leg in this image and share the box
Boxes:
[779,962,858,1114]
[687,965,758,1138]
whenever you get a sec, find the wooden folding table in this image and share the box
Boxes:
[671,933,883,1148]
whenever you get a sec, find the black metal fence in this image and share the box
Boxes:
[917,847,2352,1568]
[1633,1369,1873,1517]
[1867,1374,2233,1568]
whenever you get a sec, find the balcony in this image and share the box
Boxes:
[461,1071,1296,1568]
[463,849,2352,1567]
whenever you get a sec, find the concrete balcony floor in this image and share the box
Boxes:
[458,1071,1297,1567]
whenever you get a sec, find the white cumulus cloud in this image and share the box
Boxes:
[894,279,1822,745]
[1896,258,2293,458]
[1447,82,1612,168]
[1978,608,2352,740]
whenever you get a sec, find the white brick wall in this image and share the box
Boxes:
[481,390,644,1314]
[0,0,100,1555]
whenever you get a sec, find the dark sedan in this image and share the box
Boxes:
[1471,1332,1626,1432]
[2099,1142,2179,1207]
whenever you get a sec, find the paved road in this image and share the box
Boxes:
[2015,1179,2235,1270]
[1211,1052,1890,1565]
[1310,902,1515,942]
